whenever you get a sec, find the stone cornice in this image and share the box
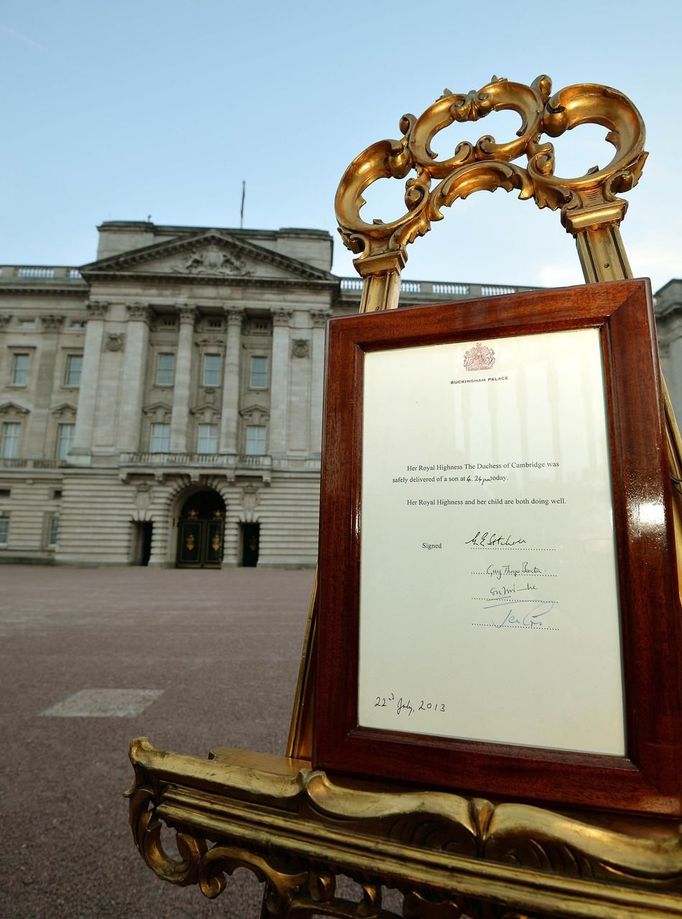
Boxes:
[0,286,89,298]
[655,300,682,320]
[80,271,337,292]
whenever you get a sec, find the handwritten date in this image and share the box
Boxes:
[374,692,446,717]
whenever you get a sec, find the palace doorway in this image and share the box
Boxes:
[131,521,153,566]
[240,522,260,567]
[176,490,226,569]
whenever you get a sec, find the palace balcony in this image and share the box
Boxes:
[0,457,68,469]
[338,277,537,306]
[118,452,277,484]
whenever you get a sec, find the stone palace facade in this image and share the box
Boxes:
[0,219,677,567]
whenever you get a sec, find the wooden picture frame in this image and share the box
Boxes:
[313,278,682,816]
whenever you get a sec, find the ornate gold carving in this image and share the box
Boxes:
[128,740,682,918]
[185,534,195,551]
[335,75,646,276]
[210,533,221,552]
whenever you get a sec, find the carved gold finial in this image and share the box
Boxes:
[335,76,647,276]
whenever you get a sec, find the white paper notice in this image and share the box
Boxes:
[358,328,626,756]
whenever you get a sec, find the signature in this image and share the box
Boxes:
[489,600,557,630]
[465,530,527,547]
[489,581,537,598]
[485,562,544,579]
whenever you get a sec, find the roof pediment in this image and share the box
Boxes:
[79,230,334,285]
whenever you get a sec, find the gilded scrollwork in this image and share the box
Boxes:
[335,75,647,275]
[128,739,682,918]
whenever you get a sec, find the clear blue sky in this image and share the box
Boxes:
[1,0,680,291]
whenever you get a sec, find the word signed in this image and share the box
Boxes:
[374,692,447,717]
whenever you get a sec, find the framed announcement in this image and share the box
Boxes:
[313,279,682,816]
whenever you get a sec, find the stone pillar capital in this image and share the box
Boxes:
[311,310,330,328]
[87,300,109,320]
[126,302,151,323]
[0,314,11,330]
[224,307,243,327]
[176,304,196,325]
[272,309,293,328]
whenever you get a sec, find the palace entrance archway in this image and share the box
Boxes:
[176,490,226,569]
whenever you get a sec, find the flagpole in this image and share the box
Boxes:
[240,180,245,229]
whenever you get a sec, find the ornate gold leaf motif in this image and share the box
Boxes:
[335,75,646,275]
[127,739,682,917]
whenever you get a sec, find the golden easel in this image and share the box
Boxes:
[129,76,682,918]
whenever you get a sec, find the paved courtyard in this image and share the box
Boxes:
[0,565,314,918]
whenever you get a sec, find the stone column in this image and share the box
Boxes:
[118,303,151,453]
[71,300,108,462]
[30,314,64,457]
[309,310,329,456]
[268,309,292,458]
[170,304,195,453]
[219,308,243,454]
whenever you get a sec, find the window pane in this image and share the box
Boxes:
[1,423,20,459]
[48,515,59,546]
[156,353,175,386]
[250,356,268,389]
[149,423,170,453]
[12,354,29,386]
[65,354,83,386]
[196,423,218,454]
[202,354,221,387]
[56,423,75,460]
[245,425,267,455]
[0,515,8,543]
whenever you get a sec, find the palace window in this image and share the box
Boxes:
[11,353,30,386]
[149,423,171,453]
[56,423,75,460]
[244,425,267,456]
[47,513,59,547]
[1,422,20,459]
[156,353,175,387]
[202,353,222,387]
[196,423,218,454]
[64,354,83,387]
[249,355,269,389]
[0,513,8,545]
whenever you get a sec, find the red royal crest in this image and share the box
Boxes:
[463,342,495,371]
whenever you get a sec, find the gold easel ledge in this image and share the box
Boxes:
[128,738,682,917]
